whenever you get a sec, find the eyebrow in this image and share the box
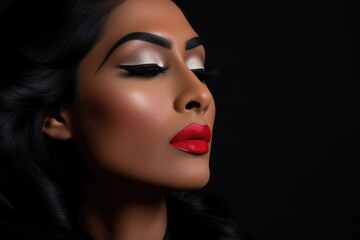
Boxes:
[97,32,203,71]
[186,36,203,50]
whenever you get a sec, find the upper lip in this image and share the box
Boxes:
[170,123,211,143]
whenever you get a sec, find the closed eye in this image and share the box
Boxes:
[117,64,167,77]
[191,68,218,82]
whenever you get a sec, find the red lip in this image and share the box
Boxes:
[170,123,211,154]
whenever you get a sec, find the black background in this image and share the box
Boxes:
[178,1,359,240]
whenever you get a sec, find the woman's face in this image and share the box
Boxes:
[73,0,216,190]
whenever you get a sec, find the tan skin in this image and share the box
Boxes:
[42,0,216,239]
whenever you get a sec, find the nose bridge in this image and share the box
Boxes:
[173,63,213,114]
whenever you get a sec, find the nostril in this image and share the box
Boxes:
[185,101,200,110]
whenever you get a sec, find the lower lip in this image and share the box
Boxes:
[171,139,209,154]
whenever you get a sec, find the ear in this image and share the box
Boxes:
[42,107,74,140]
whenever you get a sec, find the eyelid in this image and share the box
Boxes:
[186,56,205,70]
[118,63,165,68]
[117,63,166,70]
[116,48,165,67]
[117,63,167,77]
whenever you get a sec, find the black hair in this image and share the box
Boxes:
[0,1,248,239]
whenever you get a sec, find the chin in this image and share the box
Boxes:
[167,166,211,192]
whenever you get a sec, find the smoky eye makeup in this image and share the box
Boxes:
[118,48,165,66]
[191,68,218,82]
[186,56,205,70]
[117,64,167,77]
[114,47,217,81]
[186,56,218,82]
[116,47,167,77]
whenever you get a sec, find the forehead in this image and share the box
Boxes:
[101,0,197,45]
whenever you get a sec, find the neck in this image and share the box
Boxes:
[78,175,168,240]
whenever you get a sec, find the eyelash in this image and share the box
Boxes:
[191,68,218,82]
[118,64,167,77]
[117,64,218,82]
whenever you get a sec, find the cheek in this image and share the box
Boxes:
[75,83,172,177]
[93,91,165,133]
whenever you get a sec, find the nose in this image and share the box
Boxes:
[173,67,213,115]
